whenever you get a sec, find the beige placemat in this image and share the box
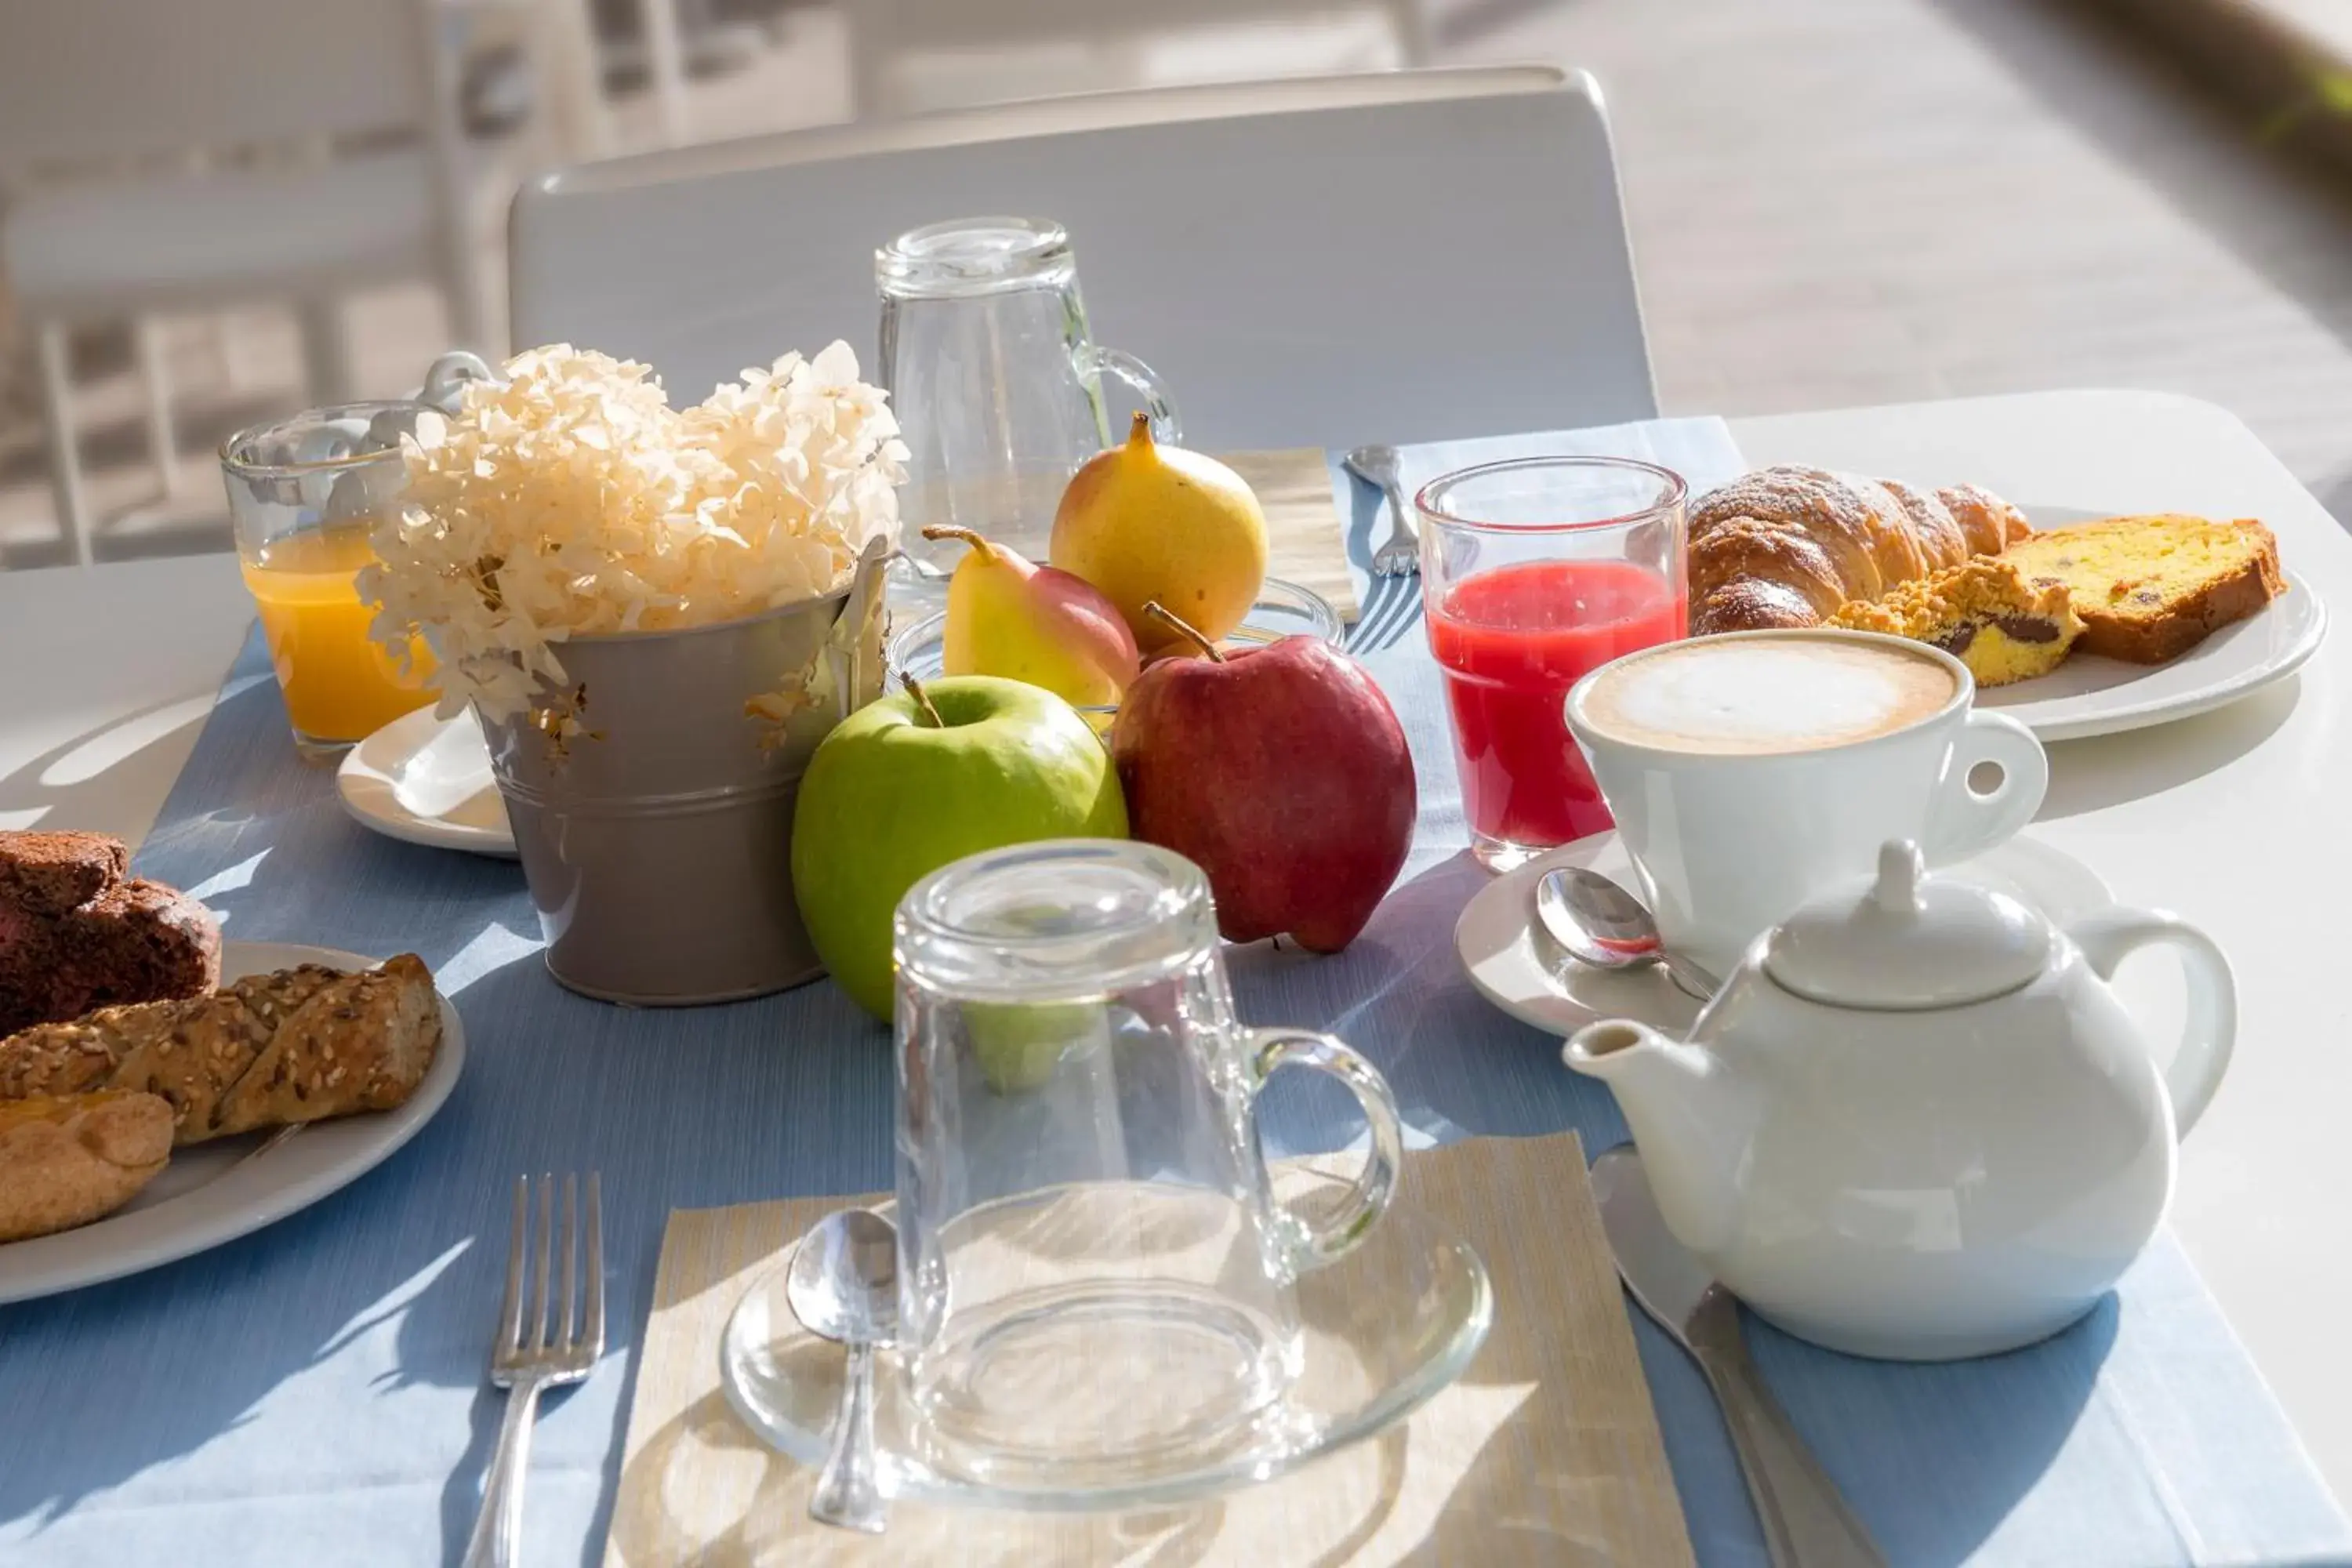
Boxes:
[603,1132,1692,1567]
[1221,448,1363,624]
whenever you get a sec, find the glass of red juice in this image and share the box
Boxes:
[1417,456,1688,871]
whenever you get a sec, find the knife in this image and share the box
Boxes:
[1592,1145,1886,1568]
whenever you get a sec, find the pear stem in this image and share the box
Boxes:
[1144,601,1224,662]
[1127,410,1153,447]
[919,524,994,564]
[900,671,945,727]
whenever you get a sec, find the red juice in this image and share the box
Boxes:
[1426,559,1686,848]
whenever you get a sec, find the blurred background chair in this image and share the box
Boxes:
[843,0,1426,118]
[510,66,1656,450]
[0,0,491,566]
[9,1,2347,570]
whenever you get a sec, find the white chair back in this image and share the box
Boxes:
[0,0,437,174]
[510,67,1656,450]
[857,0,1398,46]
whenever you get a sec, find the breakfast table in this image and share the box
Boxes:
[3,387,2349,1565]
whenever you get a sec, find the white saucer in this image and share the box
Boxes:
[1977,506,2325,742]
[336,706,516,858]
[1455,833,2119,1040]
[721,1177,1493,1513]
[0,942,466,1304]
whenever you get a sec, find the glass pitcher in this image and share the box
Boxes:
[876,216,1178,578]
[891,839,1403,1490]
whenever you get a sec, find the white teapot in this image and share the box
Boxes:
[1565,840,2234,1360]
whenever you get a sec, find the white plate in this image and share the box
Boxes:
[0,942,466,1304]
[336,706,515,858]
[1973,506,2325,742]
[1455,833,2118,1040]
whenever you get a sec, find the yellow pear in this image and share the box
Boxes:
[1051,413,1270,654]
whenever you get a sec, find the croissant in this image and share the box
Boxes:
[0,957,442,1145]
[1687,466,2031,634]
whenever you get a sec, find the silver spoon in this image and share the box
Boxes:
[1344,444,1420,578]
[786,1207,899,1533]
[1592,1146,1885,1566]
[1536,866,1721,1000]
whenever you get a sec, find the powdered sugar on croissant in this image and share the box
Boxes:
[1688,466,2030,635]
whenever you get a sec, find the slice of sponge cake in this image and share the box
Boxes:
[2002,514,2283,664]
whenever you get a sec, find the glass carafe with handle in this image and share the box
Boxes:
[877,216,1178,579]
[891,839,1404,1491]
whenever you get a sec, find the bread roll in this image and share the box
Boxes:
[0,1091,173,1242]
[0,829,221,1036]
[0,830,129,915]
[0,956,442,1145]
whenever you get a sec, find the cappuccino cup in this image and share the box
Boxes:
[1564,630,2048,979]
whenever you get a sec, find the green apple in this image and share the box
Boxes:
[791,675,1128,1022]
[966,999,1108,1094]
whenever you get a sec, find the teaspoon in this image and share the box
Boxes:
[1535,866,1720,1000]
[786,1207,899,1533]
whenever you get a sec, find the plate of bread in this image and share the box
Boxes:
[0,831,460,1302]
[1688,468,2322,741]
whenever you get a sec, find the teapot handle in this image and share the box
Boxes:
[2067,909,2237,1138]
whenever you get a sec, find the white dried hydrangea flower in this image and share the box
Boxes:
[365,341,908,723]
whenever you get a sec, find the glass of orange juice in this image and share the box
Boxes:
[220,404,438,760]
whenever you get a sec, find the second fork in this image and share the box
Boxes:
[1345,443,1421,579]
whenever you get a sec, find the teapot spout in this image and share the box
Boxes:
[1564,1021,1755,1255]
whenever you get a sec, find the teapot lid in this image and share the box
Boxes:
[1763,841,2050,1010]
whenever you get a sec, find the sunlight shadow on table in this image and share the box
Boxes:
[1229,849,1638,1156]
[0,896,546,1538]
[1744,1294,2119,1566]
[2039,675,2307,820]
[608,1389,1248,1568]
[0,1128,498,1530]
[605,1341,1598,1565]
[0,682,262,839]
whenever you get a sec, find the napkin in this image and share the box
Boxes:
[1223,448,1363,622]
[604,1131,1693,1566]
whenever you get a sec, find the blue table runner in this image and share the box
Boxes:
[2,418,2345,1566]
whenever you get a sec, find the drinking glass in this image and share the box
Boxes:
[1417,456,1689,872]
[877,216,1178,578]
[220,401,441,759]
[892,839,1404,1490]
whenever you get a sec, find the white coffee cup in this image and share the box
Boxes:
[1563,629,2049,979]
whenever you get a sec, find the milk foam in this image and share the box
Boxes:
[1581,639,1956,754]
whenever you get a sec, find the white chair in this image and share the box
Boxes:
[844,0,1428,120]
[0,0,488,567]
[509,67,1657,452]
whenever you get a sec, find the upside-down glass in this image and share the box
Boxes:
[1417,456,1689,871]
[220,402,441,759]
[877,216,1178,579]
[891,839,1405,1491]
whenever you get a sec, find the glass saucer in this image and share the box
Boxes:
[718,1185,1492,1513]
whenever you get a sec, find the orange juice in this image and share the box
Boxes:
[241,524,434,745]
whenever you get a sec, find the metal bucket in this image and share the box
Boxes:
[479,544,890,1005]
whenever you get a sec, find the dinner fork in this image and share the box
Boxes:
[463,1173,604,1568]
[1345,444,1421,578]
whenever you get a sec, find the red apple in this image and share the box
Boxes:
[1110,604,1416,950]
